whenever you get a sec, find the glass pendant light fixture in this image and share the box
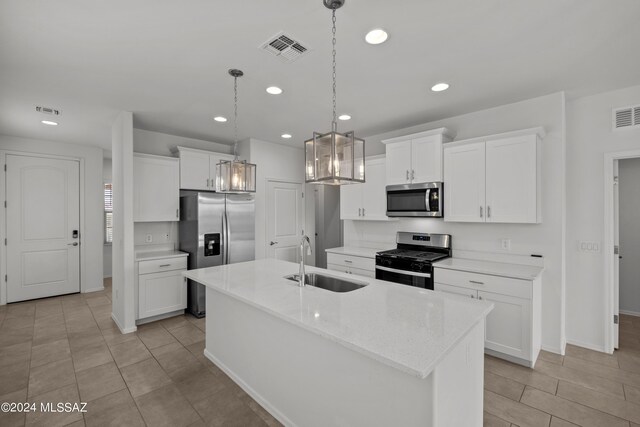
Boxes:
[305,0,365,185]
[216,69,257,193]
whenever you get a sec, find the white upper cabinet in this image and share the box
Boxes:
[175,146,234,191]
[340,156,392,221]
[382,128,454,185]
[444,128,544,224]
[133,153,180,222]
[444,142,486,222]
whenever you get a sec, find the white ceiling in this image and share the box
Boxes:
[1,0,640,151]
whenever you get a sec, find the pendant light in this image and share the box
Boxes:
[305,0,365,185]
[216,69,257,193]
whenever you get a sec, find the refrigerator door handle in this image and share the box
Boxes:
[223,209,230,264]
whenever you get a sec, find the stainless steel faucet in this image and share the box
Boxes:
[299,235,312,287]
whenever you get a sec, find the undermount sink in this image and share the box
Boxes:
[284,273,368,293]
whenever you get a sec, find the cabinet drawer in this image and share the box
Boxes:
[139,257,187,275]
[327,253,374,271]
[434,268,531,299]
[434,283,478,299]
[327,263,374,279]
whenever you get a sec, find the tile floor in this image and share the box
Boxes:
[2,281,640,426]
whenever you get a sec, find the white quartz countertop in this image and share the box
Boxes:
[433,258,543,280]
[325,246,388,259]
[184,259,492,379]
[135,250,189,261]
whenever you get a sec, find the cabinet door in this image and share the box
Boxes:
[179,150,211,190]
[435,283,478,299]
[361,159,387,219]
[138,270,187,319]
[340,182,362,220]
[444,142,486,222]
[478,290,531,360]
[411,135,443,182]
[133,155,180,222]
[385,141,412,185]
[485,135,538,223]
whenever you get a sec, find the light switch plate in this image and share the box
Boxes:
[501,239,511,251]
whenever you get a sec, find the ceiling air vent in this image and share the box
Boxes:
[36,105,60,115]
[260,32,310,63]
[613,105,640,130]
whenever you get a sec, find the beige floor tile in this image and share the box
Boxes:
[159,315,191,331]
[539,350,565,365]
[109,337,152,368]
[33,313,65,330]
[169,323,205,347]
[0,325,34,347]
[30,338,70,368]
[84,389,145,427]
[150,341,183,357]
[71,341,113,372]
[0,360,30,395]
[192,387,266,427]
[187,316,206,332]
[0,388,27,427]
[484,389,550,427]
[485,355,558,394]
[563,355,640,388]
[483,410,511,427]
[138,325,178,349]
[34,303,63,319]
[135,384,201,427]
[618,352,640,375]
[535,359,625,398]
[174,369,226,405]
[120,358,172,398]
[0,341,32,369]
[1,315,35,331]
[100,328,138,348]
[521,386,629,427]
[626,384,640,405]
[6,302,36,318]
[556,380,640,424]
[86,296,111,308]
[550,417,580,426]
[76,361,126,402]
[28,357,76,398]
[154,345,203,382]
[247,401,283,427]
[68,329,104,352]
[26,383,83,427]
[65,316,99,334]
[485,370,525,401]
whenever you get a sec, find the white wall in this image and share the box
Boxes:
[566,84,640,351]
[111,111,136,333]
[133,128,232,157]
[243,138,314,263]
[619,158,640,315]
[103,158,112,278]
[348,92,567,353]
[0,134,105,301]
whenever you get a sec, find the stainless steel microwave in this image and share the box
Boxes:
[386,182,444,217]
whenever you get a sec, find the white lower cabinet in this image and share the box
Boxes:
[137,256,188,321]
[434,267,541,367]
[327,253,375,278]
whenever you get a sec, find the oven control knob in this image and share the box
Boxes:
[411,262,424,271]
[384,259,392,266]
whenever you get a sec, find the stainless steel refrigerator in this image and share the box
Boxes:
[179,191,255,317]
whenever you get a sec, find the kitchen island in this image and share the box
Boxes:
[184,259,493,427]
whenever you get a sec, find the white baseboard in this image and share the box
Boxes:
[565,338,607,354]
[111,312,137,334]
[203,348,295,427]
[541,344,564,356]
[619,309,640,317]
[83,286,104,294]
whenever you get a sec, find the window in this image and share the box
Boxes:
[104,183,113,243]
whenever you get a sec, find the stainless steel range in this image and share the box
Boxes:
[375,232,452,290]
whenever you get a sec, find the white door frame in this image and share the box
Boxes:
[0,150,86,305]
[604,148,640,353]
[264,178,305,260]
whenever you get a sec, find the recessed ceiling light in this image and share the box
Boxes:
[213,116,227,122]
[266,86,283,95]
[41,120,58,126]
[431,83,450,92]
[338,114,351,121]
[365,29,388,45]
[281,133,292,139]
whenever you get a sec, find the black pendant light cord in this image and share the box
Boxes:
[331,8,337,132]
[233,73,239,160]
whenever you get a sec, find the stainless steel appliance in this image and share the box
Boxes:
[386,182,444,217]
[375,232,451,289]
[179,191,255,317]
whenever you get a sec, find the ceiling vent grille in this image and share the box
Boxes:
[613,105,640,130]
[260,32,310,63]
[36,105,60,115]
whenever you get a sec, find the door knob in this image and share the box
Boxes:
[270,241,278,246]
[68,242,79,246]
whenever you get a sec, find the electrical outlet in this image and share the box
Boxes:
[501,239,511,251]
[163,233,170,241]
[145,234,153,243]
[579,241,600,252]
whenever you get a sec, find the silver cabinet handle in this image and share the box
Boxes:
[67,242,78,246]
[406,170,409,181]
[344,260,353,264]
[206,178,210,188]
[159,264,171,267]
[470,294,475,299]
[487,206,491,218]
[480,206,483,218]
[469,280,484,285]
[411,170,415,180]
[270,241,278,246]
[358,208,362,216]
[176,209,179,219]
[479,296,483,300]
[362,208,365,216]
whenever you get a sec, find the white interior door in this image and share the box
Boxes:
[614,160,620,349]
[6,155,80,302]
[266,181,303,262]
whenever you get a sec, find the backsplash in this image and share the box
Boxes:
[134,221,178,251]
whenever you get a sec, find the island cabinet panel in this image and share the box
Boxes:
[133,154,180,222]
[339,157,391,221]
[327,252,375,278]
[434,266,541,367]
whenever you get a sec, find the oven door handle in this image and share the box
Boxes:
[375,265,432,278]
